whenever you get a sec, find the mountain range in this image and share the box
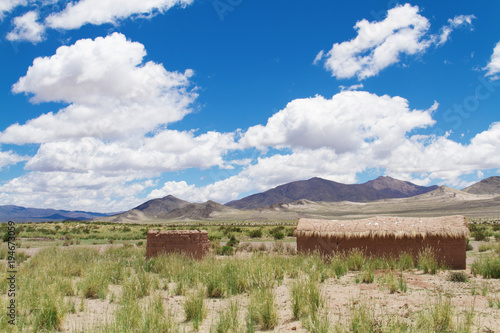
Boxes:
[225,176,439,209]
[0,205,112,222]
[2,175,499,222]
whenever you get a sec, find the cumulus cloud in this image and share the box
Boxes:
[1,33,195,144]
[0,171,154,211]
[0,148,28,170]
[148,176,252,203]
[6,10,45,43]
[316,4,432,80]
[0,32,239,210]
[316,4,475,80]
[152,121,500,204]
[24,130,238,174]
[0,0,26,19]
[485,41,500,79]
[437,14,475,46]
[239,91,436,154]
[2,0,192,42]
[45,0,193,30]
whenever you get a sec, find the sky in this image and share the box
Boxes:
[0,0,499,212]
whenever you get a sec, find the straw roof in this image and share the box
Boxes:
[295,215,469,239]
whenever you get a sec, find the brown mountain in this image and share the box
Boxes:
[104,195,190,222]
[159,200,237,220]
[225,176,439,209]
[462,176,500,195]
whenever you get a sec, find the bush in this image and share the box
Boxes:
[417,248,439,274]
[227,235,239,247]
[273,231,285,240]
[184,289,206,330]
[247,288,278,331]
[479,243,493,252]
[217,245,234,256]
[466,239,473,251]
[448,271,468,282]
[473,230,487,241]
[347,249,365,271]
[248,229,262,238]
[471,255,500,278]
[213,301,240,333]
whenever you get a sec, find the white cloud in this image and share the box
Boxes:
[0,32,241,210]
[339,83,364,91]
[1,33,195,144]
[317,4,432,80]
[0,148,27,170]
[317,4,475,80]
[485,41,500,79]
[437,14,475,46]
[153,121,500,204]
[6,10,45,43]
[239,91,436,154]
[0,0,26,19]
[45,0,193,30]
[24,130,237,174]
[148,175,252,203]
[0,171,153,212]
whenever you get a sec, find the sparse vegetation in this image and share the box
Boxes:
[3,219,500,332]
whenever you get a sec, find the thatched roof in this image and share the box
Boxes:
[295,215,469,239]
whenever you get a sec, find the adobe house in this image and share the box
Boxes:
[295,215,469,269]
[146,230,210,259]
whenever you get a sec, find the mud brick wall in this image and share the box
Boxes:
[146,230,210,259]
[297,235,466,269]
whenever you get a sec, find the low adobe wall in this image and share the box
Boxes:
[146,230,210,259]
[297,235,466,269]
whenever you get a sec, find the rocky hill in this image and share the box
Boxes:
[462,176,500,195]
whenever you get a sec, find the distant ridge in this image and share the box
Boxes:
[462,176,500,195]
[225,176,439,209]
[0,205,111,222]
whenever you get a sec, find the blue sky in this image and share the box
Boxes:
[0,0,499,212]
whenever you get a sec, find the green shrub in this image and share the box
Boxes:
[347,249,365,271]
[361,264,375,284]
[417,295,454,333]
[330,255,348,278]
[227,235,239,247]
[247,288,278,331]
[273,231,284,240]
[184,289,206,330]
[213,300,240,333]
[217,245,234,256]
[398,253,415,270]
[471,255,500,278]
[478,243,493,252]
[473,230,487,241]
[248,229,262,238]
[350,302,377,333]
[290,275,323,320]
[417,248,439,274]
